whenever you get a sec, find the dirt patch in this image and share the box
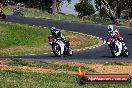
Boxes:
[0,60,77,74]
[1,60,131,76]
[0,64,77,75]
[48,60,132,76]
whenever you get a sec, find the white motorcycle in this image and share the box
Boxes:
[49,37,73,57]
[107,37,129,57]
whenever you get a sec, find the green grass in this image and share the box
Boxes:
[0,21,98,56]
[7,59,80,71]
[0,22,50,48]
[0,21,51,55]
[3,6,81,22]
[0,70,131,88]
[0,59,132,88]
[5,59,94,72]
[3,6,111,24]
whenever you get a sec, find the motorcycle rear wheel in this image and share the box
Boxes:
[66,47,73,56]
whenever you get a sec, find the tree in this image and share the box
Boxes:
[51,0,71,14]
[3,0,71,14]
[129,0,132,11]
[95,0,132,22]
[95,0,105,16]
[75,1,95,22]
[108,0,130,19]
[51,0,57,14]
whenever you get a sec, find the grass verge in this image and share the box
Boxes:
[0,70,131,88]
[0,21,98,56]
[3,6,111,24]
[0,60,132,88]
[0,59,95,73]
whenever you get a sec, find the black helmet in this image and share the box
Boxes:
[50,26,61,35]
[51,26,56,31]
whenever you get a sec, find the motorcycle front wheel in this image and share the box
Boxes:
[52,45,61,57]
[110,45,119,57]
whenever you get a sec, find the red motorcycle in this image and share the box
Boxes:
[107,37,128,57]
[0,8,6,19]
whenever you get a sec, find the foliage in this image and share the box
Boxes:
[95,0,132,19]
[75,1,95,17]
[3,0,53,12]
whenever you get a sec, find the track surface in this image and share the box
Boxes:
[1,15,132,62]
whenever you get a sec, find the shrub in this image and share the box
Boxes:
[75,1,95,18]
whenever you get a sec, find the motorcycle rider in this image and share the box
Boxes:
[107,25,125,46]
[48,26,66,45]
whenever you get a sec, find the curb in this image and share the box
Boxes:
[31,26,105,55]
[37,26,106,53]
[67,30,105,52]
[11,25,105,56]
[30,25,105,55]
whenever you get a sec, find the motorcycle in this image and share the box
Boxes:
[107,37,128,57]
[49,37,73,57]
[0,8,6,19]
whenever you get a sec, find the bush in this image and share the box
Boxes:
[75,1,95,17]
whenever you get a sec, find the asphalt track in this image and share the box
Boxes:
[1,15,132,62]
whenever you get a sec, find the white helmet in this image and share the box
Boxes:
[107,25,114,32]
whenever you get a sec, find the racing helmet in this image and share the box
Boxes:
[50,26,56,33]
[50,26,60,35]
[107,25,114,32]
[51,26,56,31]
[54,29,60,35]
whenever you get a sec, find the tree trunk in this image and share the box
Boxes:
[130,0,132,12]
[51,0,57,15]
[116,7,121,19]
[101,0,117,23]
[128,0,132,19]
[80,16,85,22]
